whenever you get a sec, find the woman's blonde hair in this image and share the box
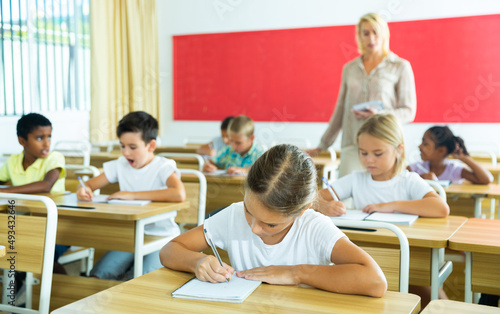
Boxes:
[356,13,390,56]
[356,113,406,176]
[245,144,317,217]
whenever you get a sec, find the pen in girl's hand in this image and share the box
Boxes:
[204,228,230,282]
[321,176,340,201]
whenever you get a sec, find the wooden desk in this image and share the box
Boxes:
[338,216,467,300]
[52,268,421,314]
[422,299,500,313]
[12,195,189,278]
[312,157,339,186]
[155,146,198,154]
[485,184,500,219]
[445,183,493,217]
[184,173,246,213]
[449,218,500,303]
[90,152,121,168]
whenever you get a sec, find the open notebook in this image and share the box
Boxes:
[331,209,419,225]
[203,169,248,177]
[65,193,151,206]
[172,277,261,303]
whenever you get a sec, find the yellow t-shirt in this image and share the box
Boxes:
[0,151,66,194]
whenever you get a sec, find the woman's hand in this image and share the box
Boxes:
[305,148,322,157]
[352,107,378,119]
[362,203,394,214]
[195,255,234,283]
[237,265,299,285]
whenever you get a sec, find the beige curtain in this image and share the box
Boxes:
[90,0,159,142]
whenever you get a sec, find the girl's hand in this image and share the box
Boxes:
[203,162,217,173]
[316,189,346,216]
[195,255,234,283]
[451,143,466,160]
[107,191,134,200]
[353,107,378,119]
[362,203,394,214]
[237,265,299,285]
[421,172,438,181]
[76,185,93,201]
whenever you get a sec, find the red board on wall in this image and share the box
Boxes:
[173,14,500,123]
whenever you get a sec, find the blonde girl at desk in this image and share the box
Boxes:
[316,113,449,218]
[408,126,492,184]
[160,144,387,297]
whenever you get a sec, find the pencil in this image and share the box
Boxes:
[203,228,230,282]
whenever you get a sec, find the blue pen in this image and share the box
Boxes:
[321,176,339,201]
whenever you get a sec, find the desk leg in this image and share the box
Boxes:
[464,251,472,303]
[431,248,439,300]
[474,197,483,218]
[134,220,145,279]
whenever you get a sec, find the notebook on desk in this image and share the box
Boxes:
[172,276,261,303]
[65,193,152,206]
[331,209,419,225]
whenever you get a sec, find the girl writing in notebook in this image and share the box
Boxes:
[316,113,449,218]
[408,126,492,184]
[160,144,387,297]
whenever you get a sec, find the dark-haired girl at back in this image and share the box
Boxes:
[408,126,492,184]
[160,144,387,297]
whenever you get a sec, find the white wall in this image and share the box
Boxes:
[157,0,500,158]
[0,111,90,155]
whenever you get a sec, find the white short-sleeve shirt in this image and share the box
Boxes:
[103,156,181,236]
[331,170,434,209]
[204,202,346,271]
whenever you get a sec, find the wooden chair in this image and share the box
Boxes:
[333,220,410,293]
[157,153,205,171]
[0,193,58,314]
[176,169,207,231]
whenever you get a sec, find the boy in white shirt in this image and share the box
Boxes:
[77,111,185,279]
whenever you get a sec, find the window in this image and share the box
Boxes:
[0,0,90,116]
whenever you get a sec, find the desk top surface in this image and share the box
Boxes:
[444,183,493,195]
[52,268,421,314]
[9,194,189,221]
[449,218,500,253]
[421,300,500,313]
[339,216,468,248]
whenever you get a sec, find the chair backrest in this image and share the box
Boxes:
[176,169,207,228]
[53,140,92,166]
[157,153,205,171]
[425,180,447,202]
[0,193,58,314]
[332,220,410,293]
[65,164,101,194]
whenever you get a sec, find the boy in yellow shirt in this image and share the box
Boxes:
[0,113,65,194]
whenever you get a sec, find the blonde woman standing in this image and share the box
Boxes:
[308,13,416,177]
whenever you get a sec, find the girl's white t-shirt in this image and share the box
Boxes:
[204,202,346,271]
[331,170,434,209]
[103,156,181,236]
